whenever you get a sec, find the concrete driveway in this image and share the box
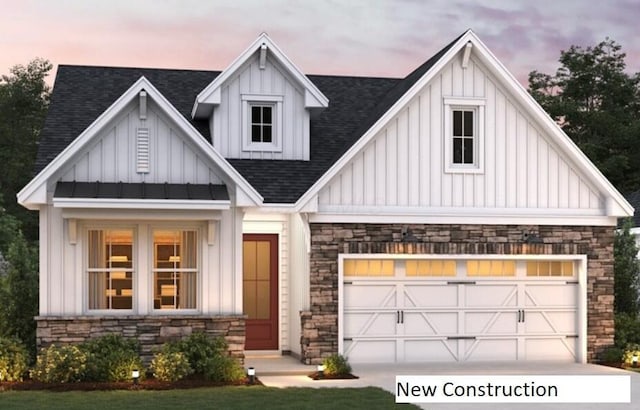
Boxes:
[354,361,639,410]
[255,359,640,409]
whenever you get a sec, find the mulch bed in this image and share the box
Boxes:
[307,372,359,381]
[0,377,262,392]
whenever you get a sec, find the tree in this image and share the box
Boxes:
[0,58,52,242]
[614,218,640,316]
[0,230,38,357]
[0,194,21,255]
[528,39,640,193]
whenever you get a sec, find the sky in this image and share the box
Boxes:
[1,0,639,88]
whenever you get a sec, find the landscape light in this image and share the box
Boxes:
[247,367,256,385]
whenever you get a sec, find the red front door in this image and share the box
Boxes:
[243,234,279,350]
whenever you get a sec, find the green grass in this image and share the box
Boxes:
[0,386,417,409]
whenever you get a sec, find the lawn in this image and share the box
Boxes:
[0,386,416,409]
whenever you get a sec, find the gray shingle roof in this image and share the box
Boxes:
[35,35,460,204]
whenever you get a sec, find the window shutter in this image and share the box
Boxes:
[136,127,150,173]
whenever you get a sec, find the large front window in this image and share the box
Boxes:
[87,229,133,310]
[153,230,198,310]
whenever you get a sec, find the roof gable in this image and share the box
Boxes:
[192,33,328,119]
[295,30,633,219]
[18,76,263,209]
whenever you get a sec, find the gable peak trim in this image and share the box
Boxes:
[294,30,632,218]
[192,33,329,119]
[18,76,264,209]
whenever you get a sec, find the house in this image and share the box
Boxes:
[18,30,633,365]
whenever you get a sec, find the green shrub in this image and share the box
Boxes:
[203,354,245,382]
[31,344,87,383]
[600,346,624,363]
[82,334,144,382]
[170,332,226,375]
[623,343,640,366]
[163,332,243,382]
[322,354,352,376]
[151,351,192,382]
[615,313,640,348]
[0,337,29,381]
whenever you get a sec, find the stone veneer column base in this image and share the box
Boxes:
[35,315,246,365]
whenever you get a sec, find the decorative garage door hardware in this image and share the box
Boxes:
[342,263,580,362]
[517,309,526,323]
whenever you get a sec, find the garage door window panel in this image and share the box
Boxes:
[406,260,456,276]
[344,259,394,277]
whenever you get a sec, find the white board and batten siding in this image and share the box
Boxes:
[211,53,310,160]
[318,56,603,216]
[39,204,245,316]
[287,213,311,355]
[59,100,225,186]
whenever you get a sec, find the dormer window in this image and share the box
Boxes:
[242,95,283,152]
[251,105,273,143]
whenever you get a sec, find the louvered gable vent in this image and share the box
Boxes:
[136,127,150,173]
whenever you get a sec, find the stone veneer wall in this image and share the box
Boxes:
[300,224,614,364]
[36,315,246,365]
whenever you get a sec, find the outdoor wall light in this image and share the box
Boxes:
[633,354,638,368]
[317,364,325,378]
[132,369,140,384]
[247,367,256,385]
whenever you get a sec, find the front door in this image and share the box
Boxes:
[243,234,279,350]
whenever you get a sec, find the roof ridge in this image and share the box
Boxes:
[57,64,222,74]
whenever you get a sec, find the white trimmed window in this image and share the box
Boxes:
[153,229,198,310]
[86,225,202,313]
[87,229,134,310]
[444,98,485,173]
[242,95,283,152]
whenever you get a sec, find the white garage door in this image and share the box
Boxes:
[340,257,584,363]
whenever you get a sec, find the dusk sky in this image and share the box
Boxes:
[1,0,639,87]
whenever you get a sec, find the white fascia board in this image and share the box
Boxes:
[17,77,151,208]
[294,30,473,212]
[317,205,605,217]
[310,212,618,227]
[53,198,231,210]
[18,76,263,209]
[464,31,633,217]
[242,203,297,214]
[192,33,328,119]
[61,208,223,221]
